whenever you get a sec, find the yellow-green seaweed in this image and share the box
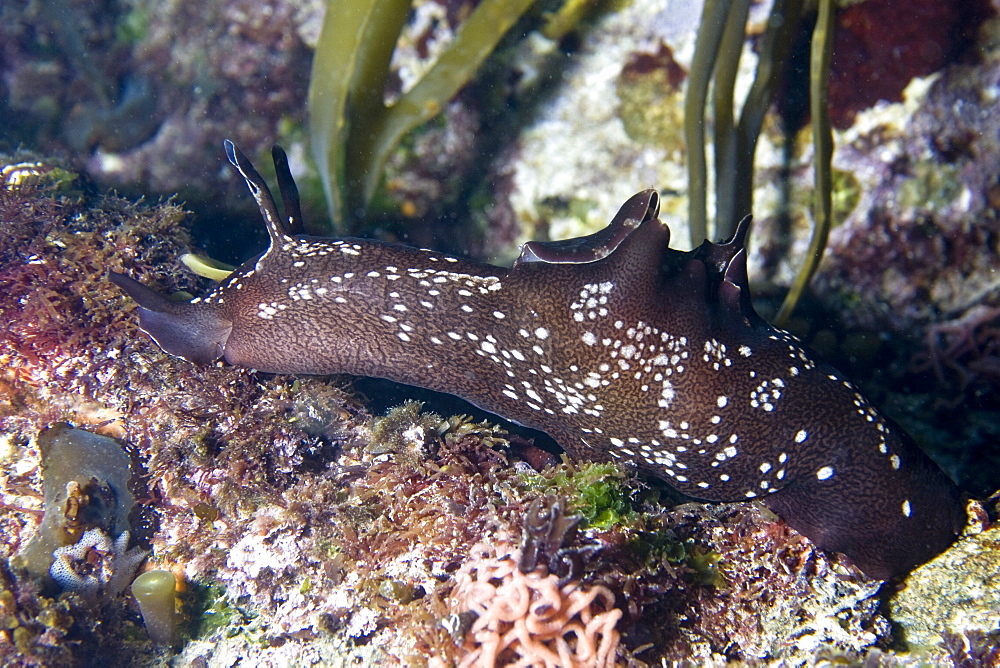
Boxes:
[684,0,832,323]
[684,0,730,247]
[687,0,804,243]
[520,460,634,530]
[308,0,537,230]
[179,253,236,281]
[774,0,833,326]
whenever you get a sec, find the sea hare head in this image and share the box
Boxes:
[108,272,233,364]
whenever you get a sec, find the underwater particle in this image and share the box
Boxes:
[49,528,146,603]
[131,569,179,646]
[14,424,137,586]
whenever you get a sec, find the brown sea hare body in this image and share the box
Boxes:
[110,142,965,579]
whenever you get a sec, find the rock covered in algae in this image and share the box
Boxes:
[889,506,1000,651]
[817,42,1000,336]
[14,424,137,586]
[809,18,1000,496]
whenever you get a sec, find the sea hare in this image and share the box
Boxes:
[110,141,966,579]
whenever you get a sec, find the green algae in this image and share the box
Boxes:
[626,530,688,566]
[831,167,861,224]
[377,579,420,604]
[2,162,79,194]
[180,253,236,281]
[520,460,634,530]
[897,162,964,213]
[686,544,724,587]
[187,581,244,640]
[114,5,150,46]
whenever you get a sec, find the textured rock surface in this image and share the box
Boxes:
[889,515,1000,650]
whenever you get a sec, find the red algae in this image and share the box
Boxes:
[828,0,994,129]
